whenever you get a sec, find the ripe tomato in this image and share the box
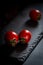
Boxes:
[19,30,32,44]
[29,9,41,21]
[5,31,18,47]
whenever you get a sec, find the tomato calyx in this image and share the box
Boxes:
[19,37,26,44]
[37,13,41,20]
[7,39,17,47]
[9,39,17,47]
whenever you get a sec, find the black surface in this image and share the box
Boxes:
[0,3,43,65]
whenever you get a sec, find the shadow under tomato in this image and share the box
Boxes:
[25,19,38,28]
[15,42,28,53]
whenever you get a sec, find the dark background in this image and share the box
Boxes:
[0,1,43,30]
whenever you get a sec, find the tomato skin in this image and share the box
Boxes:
[5,31,18,46]
[19,30,32,43]
[29,9,41,21]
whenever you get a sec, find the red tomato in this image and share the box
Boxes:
[29,9,41,21]
[19,30,32,44]
[5,31,18,47]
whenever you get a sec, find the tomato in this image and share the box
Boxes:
[5,31,18,47]
[29,9,41,21]
[19,30,32,44]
